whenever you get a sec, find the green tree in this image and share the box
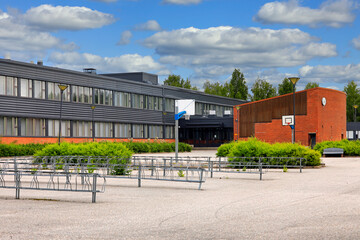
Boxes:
[250,78,277,101]
[203,80,228,97]
[305,82,320,89]
[228,69,248,100]
[163,74,198,90]
[278,78,293,95]
[344,80,360,122]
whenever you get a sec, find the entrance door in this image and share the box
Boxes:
[309,133,316,149]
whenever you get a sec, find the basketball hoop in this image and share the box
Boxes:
[185,114,190,120]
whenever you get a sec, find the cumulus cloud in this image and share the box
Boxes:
[299,64,360,83]
[254,0,356,28]
[49,52,168,74]
[0,10,77,59]
[143,26,337,79]
[352,36,360,50]
[24,5,115,31]
[117,30,132,45]
[162,0,202,5]
[134,20,162,31]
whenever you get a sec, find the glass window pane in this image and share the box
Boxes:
[0,76,5,95]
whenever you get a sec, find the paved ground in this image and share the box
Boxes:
[1,150,360,239]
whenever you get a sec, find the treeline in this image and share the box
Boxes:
[163,69,319,102]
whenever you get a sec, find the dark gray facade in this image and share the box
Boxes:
[0,58,246,141]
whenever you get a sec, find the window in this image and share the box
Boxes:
[148,96,155,110]
[0,116,18,136]
[149,125,163,139]
[48,82,70,101]
[156,97,163,111]
[95,122,113,138]
[195,102,204,115]
[224,107,233,115]
[114,123,131,138]
[94,89,112,106]
[132,124,145,138]
[72,86,92,104]
[48,119,71,137]
[0,76,17,96]
[132,94,144,109]
[165,98,175,112]
[20,118,45,136]
[34,80,46,99]
[165,126,174,139]
[114,91,130,108]
[20,78,32,98]
[73,121,92,137]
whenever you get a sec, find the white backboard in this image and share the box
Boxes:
[175,99,195,115]
[282,115,294,126]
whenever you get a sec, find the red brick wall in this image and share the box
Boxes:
[0,137,175,145]
[234,88,346,145]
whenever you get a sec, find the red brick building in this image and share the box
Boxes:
[233,87,346,146]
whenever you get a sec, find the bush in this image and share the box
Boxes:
[216,142,236,157]
[34,142,133,175]
[217,138,321,166]
[0,143,47,157]
[123,140,192,154]
[314,139,360,156]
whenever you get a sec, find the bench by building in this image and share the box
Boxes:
[323,148,344,157]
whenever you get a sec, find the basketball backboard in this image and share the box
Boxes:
[175,99,195,115]
[282,115,294,126]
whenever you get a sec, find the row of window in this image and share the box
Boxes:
[0,75,232,115]
[0,117,174,139]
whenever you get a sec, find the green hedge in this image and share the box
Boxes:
[217,138,321,166]
[33,142,133,157]
[0,143,47,157]
[314,139,360,156]
[123,141,192,153]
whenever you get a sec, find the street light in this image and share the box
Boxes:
[354,105,358,140]
[91,105,96,142]
[58,84,68,145]
[288,77,300,144]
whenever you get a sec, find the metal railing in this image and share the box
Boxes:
[33,156,206,190]
[0,157,106,203]
[133,156,306,180]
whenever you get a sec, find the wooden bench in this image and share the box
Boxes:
[323,148,344,157]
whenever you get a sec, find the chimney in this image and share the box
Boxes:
[4,53,11,60]
[37,60,43,66]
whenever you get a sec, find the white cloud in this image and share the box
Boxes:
[162,0,202,5]
[24,4,115,31]
[254,0,356,28]
[299,64,360,83]
[134,20,162,31]
[0,12,77,59]
[352,36,360,50]
[117,30,132,45]
[49,52,168,74]
[143,26,337,79]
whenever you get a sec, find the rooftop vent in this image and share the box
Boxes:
[83,68,97,74]
[37,60,43,66]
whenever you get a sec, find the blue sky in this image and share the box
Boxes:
[0,0,360,92]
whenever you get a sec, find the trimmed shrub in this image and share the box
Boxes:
[123,140,192,154]
[0,143,47,157]
[217,138,321,166]
[314,139,360,156]
[216,141,236,157]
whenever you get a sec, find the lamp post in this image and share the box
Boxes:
[91,105,96,142]
[235,106,240,141]
[354,105,358,140]
[57,84,68,145]
[289,77,300,144]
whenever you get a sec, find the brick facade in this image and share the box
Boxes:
[234,88,346,145]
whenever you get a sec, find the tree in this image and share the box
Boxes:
[250,78,277,101]
[344,80,360,122]
[163,74,198,90]
[203,80,228,97]
[305,82,319,89]
[278,78,293,95]
[228,69,248,100]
